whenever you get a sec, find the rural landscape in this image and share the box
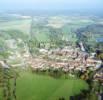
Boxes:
[0,0,103,100]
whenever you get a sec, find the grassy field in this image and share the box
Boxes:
[0,19,31,34]
[0,17,95,43]
[0,70,88,100]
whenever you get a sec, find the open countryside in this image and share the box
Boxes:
[0,0,103,100]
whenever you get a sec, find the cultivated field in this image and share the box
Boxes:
[0,19,31,34]
[0,70,88,100]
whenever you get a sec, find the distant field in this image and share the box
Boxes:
[47,17,94,29]
[0,16,96,42]
[0,19,31,34]
[0,71,88,100]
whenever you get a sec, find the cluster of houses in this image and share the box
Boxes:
[27,46,102,81]
[0,45,102,82]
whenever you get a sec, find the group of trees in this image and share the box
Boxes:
[76,24,103,52]
[0,64,18,100]
[0,37,18,100]
[28,17,78,55]
[0,43,18,100]
[0,29,24,100]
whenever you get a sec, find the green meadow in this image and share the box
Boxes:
[0,70,88,100]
